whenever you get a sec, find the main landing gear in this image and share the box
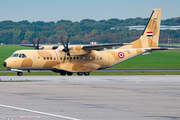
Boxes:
[77,72,90,76]
[60,71,73,76]
[60,72,90,76]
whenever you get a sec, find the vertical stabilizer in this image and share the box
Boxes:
[120,9,162,49]
[140,9,162,48]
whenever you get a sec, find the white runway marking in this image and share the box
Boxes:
[0,104,81,120]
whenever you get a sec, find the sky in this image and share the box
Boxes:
[0,0,180,22]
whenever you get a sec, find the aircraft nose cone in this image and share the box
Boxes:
[3,62,6,67]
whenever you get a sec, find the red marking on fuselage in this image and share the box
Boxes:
[118,52,125,59]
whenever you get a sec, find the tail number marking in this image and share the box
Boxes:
[118,52,125,59]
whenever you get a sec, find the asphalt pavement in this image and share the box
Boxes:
[0,75,180,120]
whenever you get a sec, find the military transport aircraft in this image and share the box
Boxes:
[3,9,173,76]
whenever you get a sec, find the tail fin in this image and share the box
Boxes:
[120,9,162,49]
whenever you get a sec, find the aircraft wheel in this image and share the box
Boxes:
[77,72,83,76]
[60,71,66,76]
[17,72,23,76]
[67,72,73,76]
[84,72,90,76]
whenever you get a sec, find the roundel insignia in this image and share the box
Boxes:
[118,52,125,59]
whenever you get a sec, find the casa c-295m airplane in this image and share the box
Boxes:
[3,9,173,76]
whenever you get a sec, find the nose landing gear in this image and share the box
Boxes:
[17,72,23,76]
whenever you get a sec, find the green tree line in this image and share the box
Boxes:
[0,17,180,44]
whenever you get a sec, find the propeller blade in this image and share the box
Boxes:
[60,37,65,48]
[66,37,70,48]
[60,36,71,55]
[37,37,40,49]
[31,38,36,48]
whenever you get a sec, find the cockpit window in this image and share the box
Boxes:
[10,54,14,57]
[13,54,19,57]
[10,53,27,58]
[22,54,27,58]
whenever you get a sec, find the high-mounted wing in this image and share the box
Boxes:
[82,43,127,50]
[21,44,36,47]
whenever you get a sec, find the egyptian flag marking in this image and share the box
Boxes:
[147,32,153,37]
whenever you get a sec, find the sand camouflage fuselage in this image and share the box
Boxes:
[5,48,145,71]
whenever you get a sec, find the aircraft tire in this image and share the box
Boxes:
[60,71,66,76]
[67,72,73,76]
[17,72,23,76]
[77,72,83,76]
[84,72,90,76]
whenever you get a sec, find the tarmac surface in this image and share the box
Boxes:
[0,75,180,120]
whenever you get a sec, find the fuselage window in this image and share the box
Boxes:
[77,57,79,60]
[80,57,82,60]
[97,57,99,60]
[67,57,69,60]
[70,57,72,60]
[38,56,40,58]
[13,54,19,57]
[50,57,52,60]
[47,57,49,60]
[93,57,95,60]
[54,57,56,60]
[73,57,76,60]
[100,57,102,60]
[19,54,22,58]
[83,57,85,60]
[44,57,46,60]
[64,57,66,60]
[90,57,92,60]
[60,57,62,60]
[22,54,26,58]
[87,57,89,60]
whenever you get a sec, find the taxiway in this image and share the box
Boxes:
[0,75,180,120]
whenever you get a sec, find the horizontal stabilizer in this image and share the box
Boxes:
[145,47,180,52]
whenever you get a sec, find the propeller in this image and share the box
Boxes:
[31,37,40,50]
[60,37,71,56]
